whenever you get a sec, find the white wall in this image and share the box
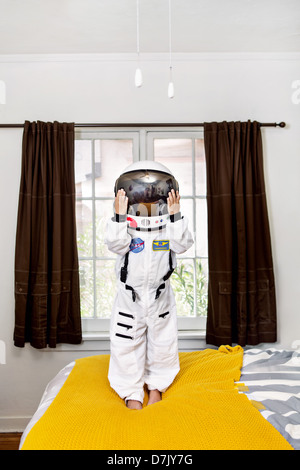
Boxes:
[0,53,299,431]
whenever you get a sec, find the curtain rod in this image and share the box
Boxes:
[0,121,286,129]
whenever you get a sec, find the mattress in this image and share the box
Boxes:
[19,347,300,450]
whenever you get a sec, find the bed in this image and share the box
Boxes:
[19,346,299,450]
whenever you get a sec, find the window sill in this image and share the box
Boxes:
[82,329,206,341]
[40,330,207,352]
[79,329,207,352]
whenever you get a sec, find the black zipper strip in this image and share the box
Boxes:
[155,282,165,300]
[115,333,133,340]
[117,322,133,329]
[119,311,134,319]
[159,311,170,318]
[125,284,137,302]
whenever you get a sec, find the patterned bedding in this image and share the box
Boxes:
[19,348,300,450]
[240,348,300,450]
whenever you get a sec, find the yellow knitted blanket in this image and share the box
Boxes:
[21,346,293,450]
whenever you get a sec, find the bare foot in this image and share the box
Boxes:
[147,389,161,405]
[126,399,143,410]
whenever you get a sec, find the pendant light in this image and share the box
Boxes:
[134,0,143,87]
[168,0,174,98]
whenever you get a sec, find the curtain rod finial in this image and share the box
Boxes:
[278,122,286,128]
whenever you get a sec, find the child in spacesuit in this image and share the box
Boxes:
[105,161,193,410]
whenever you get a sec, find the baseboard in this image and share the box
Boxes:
[0,417,31,433]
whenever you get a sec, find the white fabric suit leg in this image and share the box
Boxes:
[145,284,180,393]
[108,281,180,403]
[108,284,147,404]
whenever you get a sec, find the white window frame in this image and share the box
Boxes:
[75,127,207,336]
[146,130,207,332]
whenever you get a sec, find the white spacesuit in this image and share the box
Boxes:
[105,161,194,405]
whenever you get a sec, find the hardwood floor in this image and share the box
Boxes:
[0,433,22,450]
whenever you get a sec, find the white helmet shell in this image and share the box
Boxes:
[122,160,174,176]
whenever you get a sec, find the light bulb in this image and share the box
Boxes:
[135,68,143,87]
[168,81,175,99]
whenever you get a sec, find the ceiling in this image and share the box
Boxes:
[0,0,299,55]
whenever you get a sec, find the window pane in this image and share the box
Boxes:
[196,198,208,258]
[95,200,116,258]
[177,197,195,258]
[171,258,208,318]
[195,138,206,196]
[95,139,133,197]
[76,200,93,258]
[79,260,94,318]
[75,140,92,197]
[75,131,207,325]
[196,258,208,317]
[154,139,192,196]
[171,258,195,317]
[96,260,116,318]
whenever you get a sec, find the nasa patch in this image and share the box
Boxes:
[152,240,170,251]
[130,237,145,253]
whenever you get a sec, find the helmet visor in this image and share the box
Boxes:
[115,169,179,216]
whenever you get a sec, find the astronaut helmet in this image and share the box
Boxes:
[114,160,179,230]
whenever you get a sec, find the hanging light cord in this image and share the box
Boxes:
[169,0,172,78]
[136,0,140,62]
[134,0,143,87]
[134,0,174,94]
[168,0,175,97]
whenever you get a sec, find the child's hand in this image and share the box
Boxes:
[167,189,181,215]
[115,189,128,215]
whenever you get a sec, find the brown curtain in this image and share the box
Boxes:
[14,121,82,349]
[204,121,277,347]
